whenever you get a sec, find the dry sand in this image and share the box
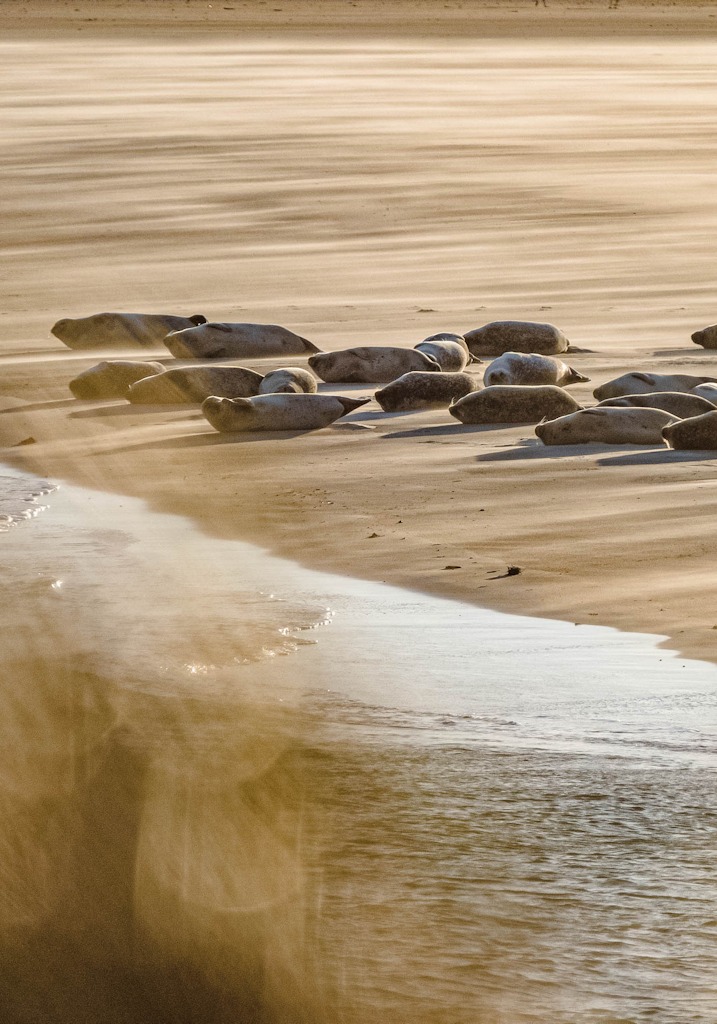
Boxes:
[3,0,717,663]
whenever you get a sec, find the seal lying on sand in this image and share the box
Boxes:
[690,383,717,402]
[127,366,264,404]
[691,324,717,349]
[308,347,441,383]
[597,392,716,418]
[258,367,318,394]
[593,372,717,400]
[69,360,165,399]
[663,410,717,450]
[164,322,320,359]
[52,312,207,350]
[202,393,370,432]
[375,371,476,412]
[450,385,581,424]
[464,321,570,357]
[414,339,473,371]
[535,407,679,446]
[483,352,589,388]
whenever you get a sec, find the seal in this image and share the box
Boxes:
[535,407,679,446]
[690,383,717,402]
[51,312,207,350]
[450,385,581,424]
[420,332,470,352]
[464,321,570,357]
[308,346,441,383]
[593,372,717,400]
[201,393,370,433]
[597,392,716,418]
[375,371,476,412]
[127,366,265,404]
[691,324,717,349]
[663,410,717,450]
[258,367,318,394]
[483,352,589,388]
[414,339,473,371]
[163,322,320,359]
[68,360,166,400]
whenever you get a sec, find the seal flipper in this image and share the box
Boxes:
[336,397,371,414]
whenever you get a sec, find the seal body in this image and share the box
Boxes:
[420,332,469,352]
[308,347,441,383]
[663,409,717,449]
[202,393,370,432]
[164,322,320,359]
[464,321,569,357]
[258,367,318,394]
[414,339,472,371]
[690,383,717,402]
[483,352,589,388]
[691,324,717,349]
[375,371,476,412]
[127,366,264,404]
[450,385,581,424]
[597,392,716,418]
[593,372,717,400]
[52,313,206,350]
[69,360,165,399]
[535,407,678,445]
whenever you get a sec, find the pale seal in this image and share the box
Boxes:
[593,372,717,400]
[127,366,264,404]
[662,410,717,450]
[450,385,581,424]
[375,371,476,412]
[258,367,318,394]
[51,312,206,350]
[164,322,320,359]
[535,407,679,446]
[483,352,589,388]
[597,392,716,418]
[464,321,570,357]
[414,339,473,371]
[691,324,717,349]
[308,347,441,383]
[202,393,370,433]
[69,360,165,400]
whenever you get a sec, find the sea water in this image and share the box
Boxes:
[0,468,715,1023]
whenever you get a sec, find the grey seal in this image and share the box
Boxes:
[127,366,264,404]
[375,371,476,412]
[535,407,678,446]
[69,360,165,399]
[164,322,321,359]
[597,392,716,419]
[202,393,370,432]
[51,312,207,350]
[258,367,318,394]
[450,385,581,424]
[662,410,717,450]
[308,346,441,383]
[483,352,589,387]
[464,321,570,357]
[593,372,717,400]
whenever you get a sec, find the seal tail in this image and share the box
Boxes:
[336,397,370,415]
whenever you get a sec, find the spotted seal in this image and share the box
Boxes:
[375,371,476,412]
[597,392,716,418]
[202,393,370,432]
[52,312,207,350]
[127,366,264,404]
[450,385,581,424]
[483,352,589,388]
[164,322,321,359]
[308,347,441,383]
[535,407,678,445]
[69,360,166,399]
[593,372,717,401]
[662,410,717,449]
[258,367,318,394]
[464,321,570,357]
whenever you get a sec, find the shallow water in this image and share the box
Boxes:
[1,468,716,1022]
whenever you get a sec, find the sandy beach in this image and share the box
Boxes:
[3,0,717,661]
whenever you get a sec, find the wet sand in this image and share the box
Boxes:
[3,0,717,662]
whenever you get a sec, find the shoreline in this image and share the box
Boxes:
[4,4,717,666]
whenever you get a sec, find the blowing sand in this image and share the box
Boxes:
[3,0,717,664]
